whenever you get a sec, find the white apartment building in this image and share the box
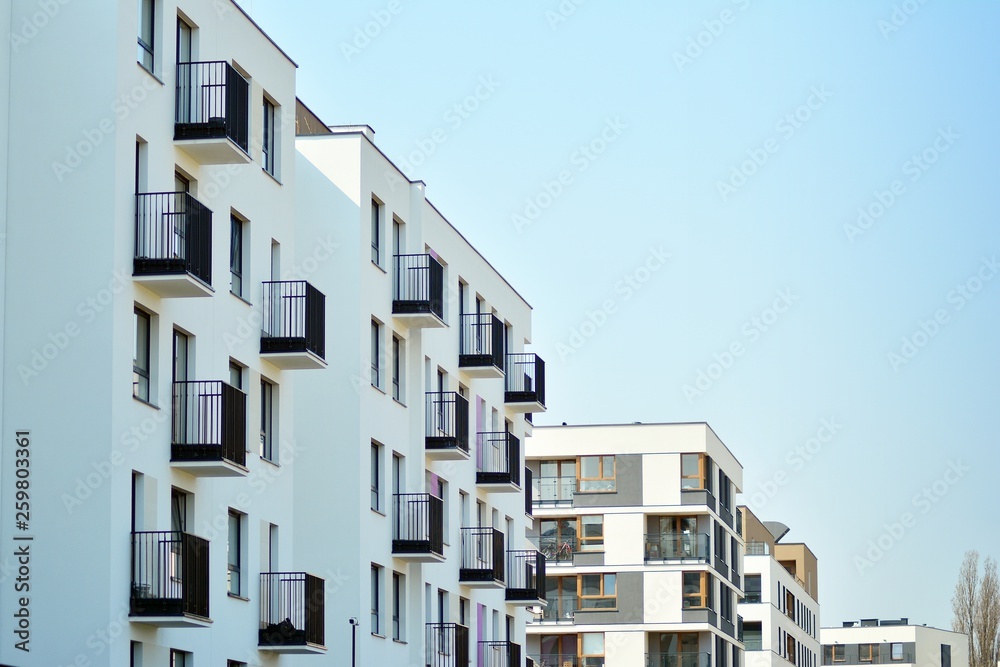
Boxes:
[0,1,544,666]
[525,423,745,667]
[820,620,968,667]
[738,508,820,667]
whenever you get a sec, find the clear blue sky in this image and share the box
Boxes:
[244,0,1000,629]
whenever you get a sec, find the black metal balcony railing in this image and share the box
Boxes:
[506,550,546,602]
[426,623,469,667]
[647,653,711,667]
[130,531,209,619]
[426,392,469,453]
[459,313,504,371]
[505,353,545,407]
[537,535,577,563]
[259,572,325,648]
[393,253,444,320]
[171,380,246,468]
[477,432,520,486]
[538,593,578,623]
[644,533,710,561]
[261,281,326,360]
[392,493,444,557]
[525,468,533,516]
[533,655,581,667]
[175,61,250,152]
[480,641,522,667]
[134,192,212,285]
[460,527,504,584]
[532,476,575,506]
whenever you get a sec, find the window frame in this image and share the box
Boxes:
[227,509,243,596]
[578,514,604,552]
[371,198,381,266]
[371,564,382,636]
[580,632,605,667]
[133,307,151,401]
[578,572,617,610]
[391,334,402,401]
[371,443,382,512]
[262,97,276,176]
[859,644,877,663]
[137,0,155,72]
[577,455,616,492]
[681,453,708,491]
[371,320,381,389]
[891,644,904,662]
[392,571,403,641]
[260,379,275,462]
[682,571,710,609]
[230,214,244,297]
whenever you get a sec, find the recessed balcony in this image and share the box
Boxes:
[174,61,251,164]
[504,353,545,412]
[644,533,710,562]
[170,380,247,477]
[130,530,210,627]
[259,572,326,654]
[459,527,504,588]
[479,641,522,667]
[392,254,445,328]
[425,392,469,460]
[392,493,444,562]
[134,192,213,297]
[427,623,469,667]
[647,652,711,667]
[505,550,546,606]
[532,476,575,508]
[459,313,504,378]
[260,281,327,369]
[476,432,520,491]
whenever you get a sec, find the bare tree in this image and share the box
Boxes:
[952,550,1000,667]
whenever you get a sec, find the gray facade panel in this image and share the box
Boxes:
[681,489,717,512]
[682,608,718,626]
[572,572,644,625]
[573,454,643,508]
[574,551,605,567]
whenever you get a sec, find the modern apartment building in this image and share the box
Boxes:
[820,620,968,667]
[0,1,544,665]
[525,423,745,667]
[739,507,820,667]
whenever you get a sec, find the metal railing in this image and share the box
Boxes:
[392,493,444,556]
[259,572,325,648]
[532,655,582,667]
[425,392,469,453]
[536,535,577,563]
[506,550,545,602]
[539,592,578,622]
[175,61,250,152]
[171,380,246,467]
[130,530,209,619]
[477,432,520,485]
[647,652,711,667]
[532,476,575,506]
[460,527,504,583]
[459,313,504,370]
[393,253,444,319]
[426,623,469,667]
[261,281,326,360]
[480,641,522,667]
[644,533,710,561]
[744,638,763,651]
[505,353,545,407]
[134,192,212,285]
[746,541,770,555]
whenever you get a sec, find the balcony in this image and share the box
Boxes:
[538,593,577,623]
[506,550,546,605]
[427,623,469,667]
[533,655,580,667]
[134,192,213,297]
[647,653,711,667]
[459,527,504,587]
[459,313,504,378]
[746,541,770,555]
[537,535,577,565]
[260,281,327,369]
[170,380,247,477]
[426,392,469,460]
[505,353,545,412]
[392,254,445,328]
[532,476,575,508]
[392,493,444,562]
[480,641,522,667]
[130,531,210,627]
[174,61,251,164]
[476,432,520,491]
[644,533,710,562]
[258,572,326,654]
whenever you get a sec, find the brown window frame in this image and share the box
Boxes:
[578,514,604,552]
[681,453,707,490]
[577,455,616,492]
[859,644,878,663]
[682,571,709,609]
[579,572,617,610]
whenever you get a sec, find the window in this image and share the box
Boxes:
[719,470,732,511]
[718,637,728,667]
[260,379,275,461]
[787,635,797,665]
[682,571,709,609]
[229,360,244,391]
[371,564,382,635]
[391,335,402,401]
[681,453,708,490]
[230,215,244,297]
[169,650,190,667]
[228,662,247,667]
[371,198,381,265]
[785,590,795,619]
[715,523,727,564]
[371,320,381,388]
[579,515,604,551]
[720,585,733,621]
[745,575,761,603]
[581,633,605,667]
[227,510,243,596]
[262,98,276,176]
[133,307,151,401]
[859,644,877,663]
[130,641,142,667]
[579,573,616,609]
[392,572,403,641]
[371,443,382,512]
[137,0,155,71]
[538,459,576,503]
[577,455,615,492]
[941,645,951,667]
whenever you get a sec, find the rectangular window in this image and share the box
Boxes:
[371,564,382,635]
[392,335,402,401]
[681,453,708,490]
[137,0,155,71]
[941,645,951,667]
[581,632,605,667]
[371,199,381,265]
[745,575,761,603]
[720,585,732,621]
[230,215,244,297]
[682,571,709,609]
[371,320,381,388]
[786,590,795,619]
[577,455,615,492]
[392,572,403,641]
[229,361,243,391]
[579,515,604,551]
[787,636,797,665]
[371,443,382,512]
[859,644,877,663]
[227,510,243,596]
[133,308,151,401]
[579,573,617,609]
[169,650,190,667]
[260,379,275,461]
[262,98,276,176]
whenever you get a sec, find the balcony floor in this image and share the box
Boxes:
[133,272,214,298]
[129,613,212,628]
[175,136,252,165]
[170,458,248,478]
[260,348,327,370]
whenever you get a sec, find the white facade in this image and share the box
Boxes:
[820,621,968,667]
[525,423,745,667]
